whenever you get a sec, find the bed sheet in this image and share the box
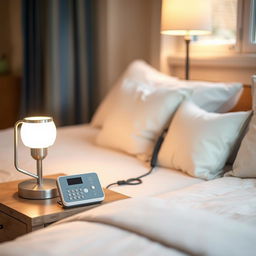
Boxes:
[158,176,256,225]
[0,124,203,197]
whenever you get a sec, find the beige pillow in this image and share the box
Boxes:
[227,76,256,177]
[96,80,191,158]
[158,100,251,180]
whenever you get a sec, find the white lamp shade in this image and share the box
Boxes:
[20,117,57,148]
[161,0,212,36]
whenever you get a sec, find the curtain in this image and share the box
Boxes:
[22,0,94,126]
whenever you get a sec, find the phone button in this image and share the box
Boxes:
[83,188,89,193]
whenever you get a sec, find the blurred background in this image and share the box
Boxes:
[0,0,255,128]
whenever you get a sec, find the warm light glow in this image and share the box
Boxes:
[20,117,56,148]
[161,30,211,36]
[161,0,212,36]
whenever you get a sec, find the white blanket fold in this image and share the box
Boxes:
[1,197,256,256]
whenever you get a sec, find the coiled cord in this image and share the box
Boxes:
[106,166,154,189]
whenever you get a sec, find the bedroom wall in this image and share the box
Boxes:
[94,0,161,106]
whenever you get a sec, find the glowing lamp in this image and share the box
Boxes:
[14,116,58,199]
[161,0,212,80]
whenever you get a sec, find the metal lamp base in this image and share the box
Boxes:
[18,178,58,199]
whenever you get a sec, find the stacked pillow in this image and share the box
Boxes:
[92,60,250,180]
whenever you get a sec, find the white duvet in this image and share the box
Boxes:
[1,196,256,256]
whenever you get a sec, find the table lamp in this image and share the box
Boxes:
[14,116,58,199]
[161,0,212,80]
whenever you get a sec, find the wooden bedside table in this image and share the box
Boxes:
[0,173,128,243]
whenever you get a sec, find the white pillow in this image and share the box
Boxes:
[91,60,242,128]
[96,80,191,158]
[175,79,243,113]
[158,100,251,180]
[91,60,178,128]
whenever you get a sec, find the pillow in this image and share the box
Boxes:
[158,100,251,180]
[91,60,242,128]
[174,79,243,113]
[91,60,178,128]
[227,76,256,177]
[96,80,191,158]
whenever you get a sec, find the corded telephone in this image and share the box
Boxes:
[57,173,105,208]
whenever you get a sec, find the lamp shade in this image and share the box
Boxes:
[161,0,212,36]
[20,117,56,148]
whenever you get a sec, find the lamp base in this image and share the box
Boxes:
[18,178,58,199]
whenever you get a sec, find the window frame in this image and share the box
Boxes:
[240,0,256,52]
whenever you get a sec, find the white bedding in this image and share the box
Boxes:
[1,123,256,255]
[1,197,256,256]
[159,176,256,225]
[0,124,203,197]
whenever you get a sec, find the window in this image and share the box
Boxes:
[252,0,256,43]
[253,1,256,43]
[192,0,256,53]
[197,0,237,45]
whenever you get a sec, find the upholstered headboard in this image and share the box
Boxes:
[230,85,252,112]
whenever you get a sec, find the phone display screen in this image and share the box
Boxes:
[67,177,83,185]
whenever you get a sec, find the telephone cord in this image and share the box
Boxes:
[106,166,155,189]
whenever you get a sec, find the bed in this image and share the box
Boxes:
[0,61,255,255]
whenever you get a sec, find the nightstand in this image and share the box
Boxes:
[0,173,128,243]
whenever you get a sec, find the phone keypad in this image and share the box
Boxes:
[67,187,90,201]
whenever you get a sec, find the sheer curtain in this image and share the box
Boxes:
[22,0,95,126]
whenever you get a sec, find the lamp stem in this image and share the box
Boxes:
[37,159,43,187]
[185,37,191,80]
[31,148,47,187]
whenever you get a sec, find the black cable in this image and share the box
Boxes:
[106,127,168,189]
[106,166,155,189]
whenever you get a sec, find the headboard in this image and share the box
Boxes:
[230,85,252,112]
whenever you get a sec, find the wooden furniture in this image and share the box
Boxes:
[0,173,129,243]
[0,75,21,129]
[230,84,252,112]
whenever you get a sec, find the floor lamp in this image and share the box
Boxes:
[161,0,212,80]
